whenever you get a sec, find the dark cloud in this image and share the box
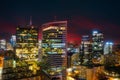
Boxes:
[0,0,120,43]
[68,16,120,42]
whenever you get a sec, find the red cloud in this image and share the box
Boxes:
[67,33,81,44]
[70,16,103,30]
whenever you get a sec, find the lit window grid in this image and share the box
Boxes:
[16,27,38,59]
[42,28,66,54]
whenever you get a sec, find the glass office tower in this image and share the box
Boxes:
[92,30,104,64]
[42,21,67,80]
[80,35,92,65]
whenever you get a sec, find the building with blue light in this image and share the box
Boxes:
[104,42,113,55]
[92,30,104,51]
[10,35,16,48]
[92,30,104,64]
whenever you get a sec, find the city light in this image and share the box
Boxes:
[0,1,120,80]
[109,78,120,80]
[106,42,113,45]
[67,68,72,72]
[93,30,98,34]
[0,18,119,80]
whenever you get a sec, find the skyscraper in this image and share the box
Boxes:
[42,21,67,80]
[104,42,113,55]
[0,39,6,50]
[16,25,38,61]
[92,30,104,64]
[80,35,92,65]
[10,35,16,48]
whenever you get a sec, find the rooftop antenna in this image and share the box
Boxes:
[30,16,32,26]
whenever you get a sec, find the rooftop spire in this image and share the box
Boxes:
[30,16,32,25]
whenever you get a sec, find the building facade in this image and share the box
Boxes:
[80,35,92,65]
[0,39,6,50]
[92,30,104,64]
[42,21,67,80]
[10,35,16,48]
[104,42,113,55]
[16,26,38,61]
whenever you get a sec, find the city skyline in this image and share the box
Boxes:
[0,20,120,80]
[0,0,120,43]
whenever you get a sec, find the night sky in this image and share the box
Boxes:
[0,0,120,43]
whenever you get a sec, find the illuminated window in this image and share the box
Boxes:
[17,27,19,30]
[59,31,63,34]
[60,27,66,30]
[43,26,58,31]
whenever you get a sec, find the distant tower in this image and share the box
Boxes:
[0,39,6,50]
[92,30,104,64]
[30,16,32,26]
[80,35,92,65]
[104,42,113,55]
[10,35,16,47]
